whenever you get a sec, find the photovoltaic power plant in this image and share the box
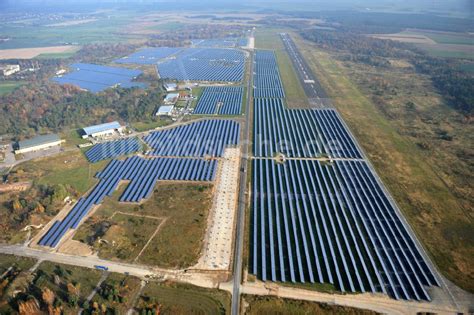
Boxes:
[250,48,439,301]
[253,50,285,98]
[157,48,246,82]
[251,159,439,301]
[52,63,146,93]
[85,138,141,163]
[253,98,362,159]
[114,47,182,64]
[193,38,248,48]
[38,156,217,248]
[193,86,244,115]
[144,119,240,157]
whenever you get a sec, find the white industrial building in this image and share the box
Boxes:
[0,64,20,76]
[163,83,178,92]
[15,134,64,154]
[156,105,174,116]
[82,121,123,139]
[164,93,179,105]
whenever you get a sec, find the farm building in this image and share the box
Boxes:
[15,134,64,154]
[156,105,174,116]
[0,64,20,76]
[164,93,179,105]
[163,83,178,92]
[82,121,123,139]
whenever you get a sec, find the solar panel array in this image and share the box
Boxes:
[52,63,146,93]
[85,138,142,163]
[253,98,362,159]
[157,48,246,82]
[250,48,439,301]
[253,51,285,98]
[193,38,248,48]
[144,119,240,157]
[38,156,217,248]
[193,86,244,115]
[115,47,182,64]
[251,159,438,300]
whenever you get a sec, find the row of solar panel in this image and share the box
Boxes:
[53,63,146,93]
[253,98,362,159]
[115,47,182,65]
[253,50,285,98]
[193,38,248,48]
[144,119,240,157]
[39,156,217,248]
[193,86,244,115]
[85,138,141,163]
[157,48,246,82]
[251,158,439,301]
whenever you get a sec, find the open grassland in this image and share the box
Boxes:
[255,29,309,108]
[13,150,108,194]
[0,254,36,274]
[243,295,378,315]
[415,43,474,59]
[402,30,474,45]
[294,34,474,292]
[137,281,230,315]
[0,81,26,95]
[74,182,213,268]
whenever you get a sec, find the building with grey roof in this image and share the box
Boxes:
[15,134,64,154]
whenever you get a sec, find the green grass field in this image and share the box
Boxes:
[243,295,377,315]
[0,81,26,95]
[0,254,36,274]
[13,150,108,194]
[255,29,309,108]
[35,51,78,59]
[138,282,230,315]
[0,14,139,49]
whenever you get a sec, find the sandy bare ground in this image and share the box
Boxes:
[194,148,241,271]
[0,46,79,59]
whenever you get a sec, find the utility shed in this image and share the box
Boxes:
[82,121,123,139]
[15,134,63,154]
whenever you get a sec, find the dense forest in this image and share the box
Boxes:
[0,83,164,138]
[301,29,474,116]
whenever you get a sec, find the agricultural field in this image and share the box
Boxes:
[74,182,213,268]
[0,45,79,59]
[243,295,378,315]
[371,30,473,59]
[136,281,230,315]
[293,34,474,292]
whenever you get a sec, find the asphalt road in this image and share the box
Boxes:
[230,47,254,315]
[280,33,330,108]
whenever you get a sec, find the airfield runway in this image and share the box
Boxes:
[280,33,331,108]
